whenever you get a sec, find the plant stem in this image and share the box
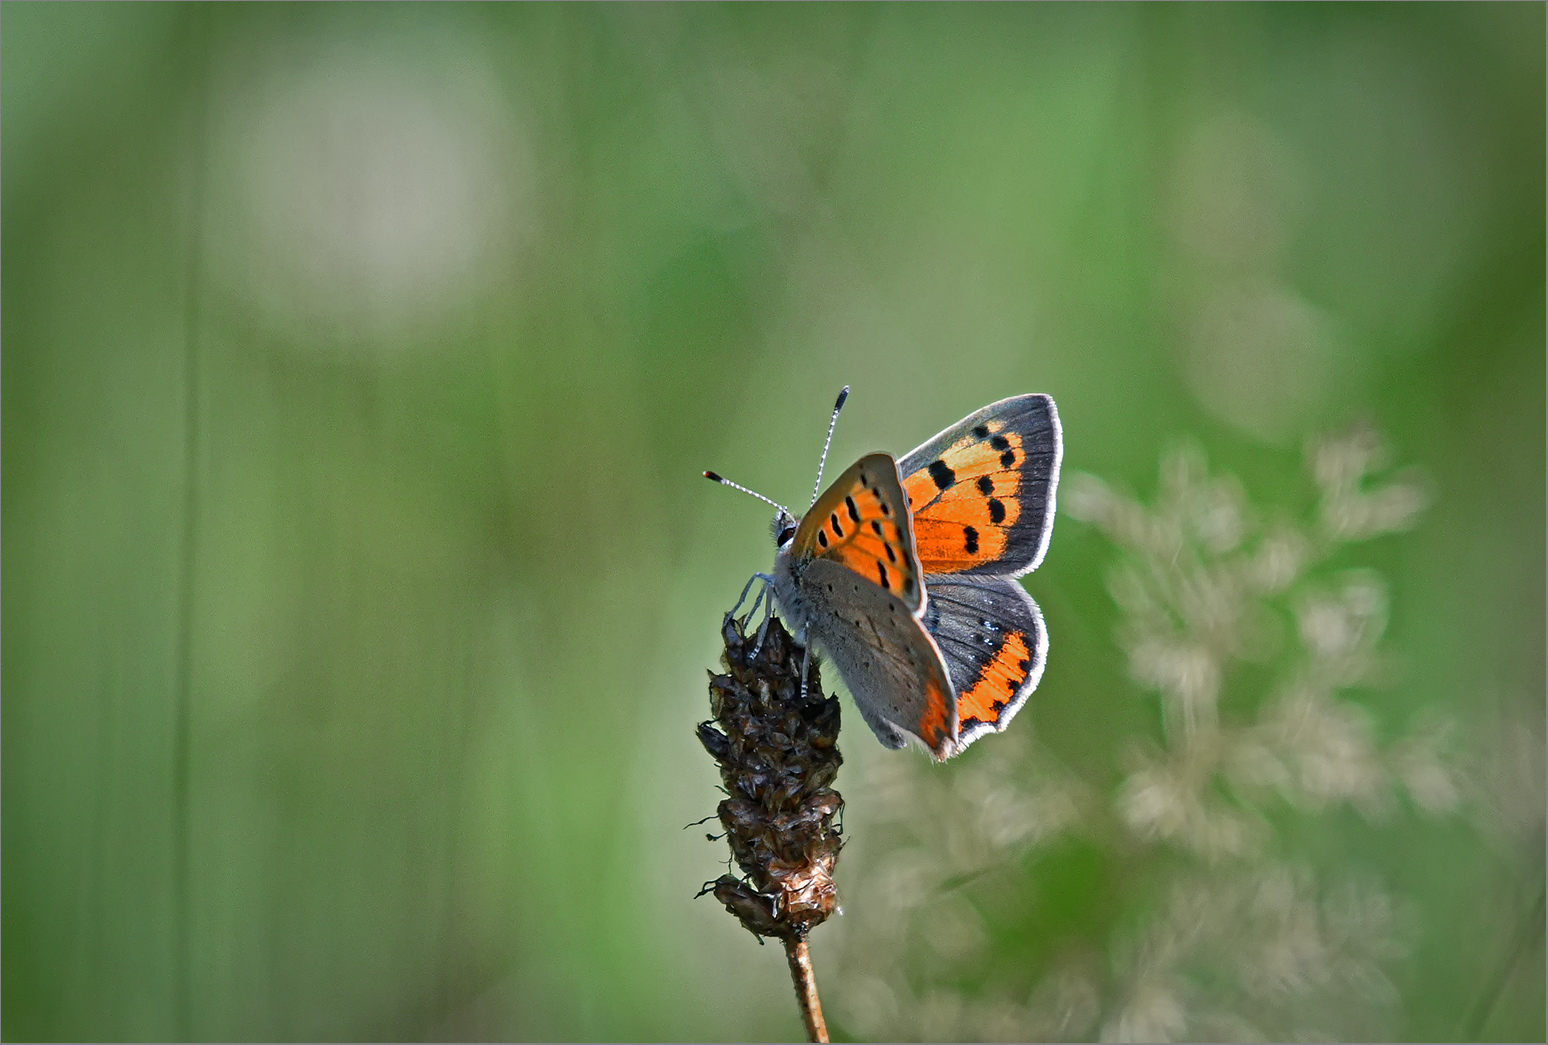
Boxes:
[784,937,828,1043]
[173,9,213,1039]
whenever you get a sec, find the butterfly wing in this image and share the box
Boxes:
[899,394,1062,578]
[788,453,955,757]
[798,557,958,757]
[921,574,1047,755]
[782,411,1059,758]
[791,452,924,611]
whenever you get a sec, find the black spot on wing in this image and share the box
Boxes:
[977,475,994,495]
[877,561,890,589]
[963,526,979,554]
[883,542,897,563]
[988,498,1005,524]
[846,495,860,524]
[817,530,828,548]
[830,511,844,537]
[897,394,1061,578]
[928,459,956,490]
[921,575,1044,702]
[871,520,883,536]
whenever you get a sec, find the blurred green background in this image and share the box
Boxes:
[3,3,1543,1041]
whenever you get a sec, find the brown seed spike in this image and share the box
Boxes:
[699,603,844,1035]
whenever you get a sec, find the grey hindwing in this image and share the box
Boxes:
[798,557,956,750]
[921,573,1047,744]
[898,393,1063,578]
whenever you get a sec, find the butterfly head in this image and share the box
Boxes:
[771,507,799,549]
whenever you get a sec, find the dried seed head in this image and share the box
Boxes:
[698,609,844,941]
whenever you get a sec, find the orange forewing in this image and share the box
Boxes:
[793,453,922,609]
[903,425,1029,574]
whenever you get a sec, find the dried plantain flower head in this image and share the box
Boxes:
[698,603,844,1041]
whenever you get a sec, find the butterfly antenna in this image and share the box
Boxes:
[810,385,850,508]
[703,471,790,516]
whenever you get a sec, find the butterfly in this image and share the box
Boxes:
[706,388,1062,760]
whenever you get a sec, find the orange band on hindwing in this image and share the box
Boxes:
[955,629,1032,732]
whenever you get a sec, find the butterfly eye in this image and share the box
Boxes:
[776,525,797,547]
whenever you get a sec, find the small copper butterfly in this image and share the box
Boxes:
[706,389,1063,760]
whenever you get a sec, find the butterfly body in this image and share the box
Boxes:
[724,393,1062,761]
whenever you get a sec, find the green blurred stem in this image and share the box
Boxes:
[172,8,214,1039]
[1464,884,1545,1040]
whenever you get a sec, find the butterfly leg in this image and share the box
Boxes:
[729,572,780,660]
[750,595,776,658]
[728,571,774,622]
[744,585,768,630]
[799,645,811,700]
